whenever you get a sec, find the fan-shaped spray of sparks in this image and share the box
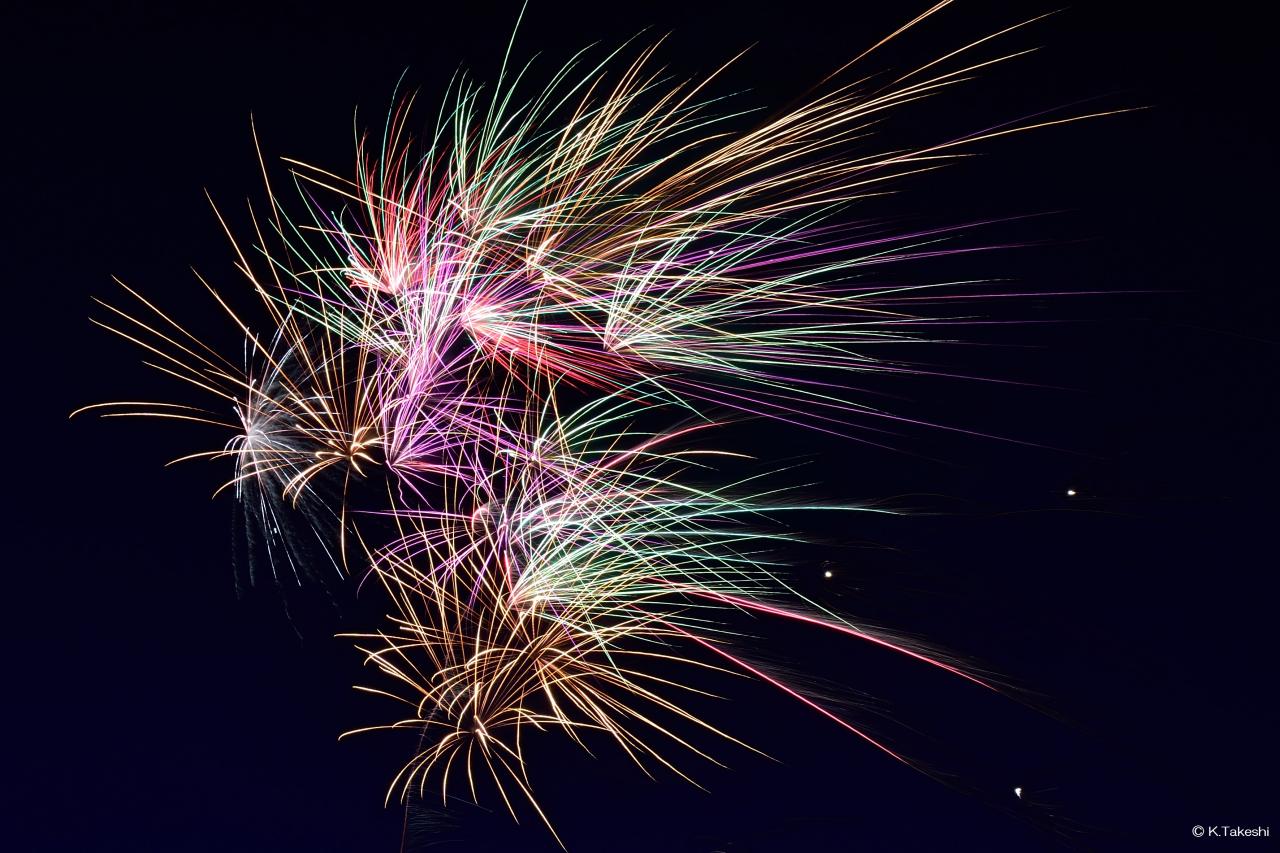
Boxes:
[344,390,992,841]
[77,3,1115,845]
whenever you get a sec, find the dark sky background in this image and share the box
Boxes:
[3,1,1275,850]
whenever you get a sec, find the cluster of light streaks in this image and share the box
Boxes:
[78,4,1101,844]
[342,388,1003,842]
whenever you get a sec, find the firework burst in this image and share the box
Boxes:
[77,3,1112,845]
[345,390,990,841]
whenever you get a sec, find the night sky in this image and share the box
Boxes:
[4,1,1275,850]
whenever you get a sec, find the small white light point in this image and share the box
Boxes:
[1014,787,1022,799]
[823,570,833,579]
[1065,488,1077,497]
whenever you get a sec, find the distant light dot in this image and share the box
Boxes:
[823,570,833,579]
[1066,488,1077,497]
[1014,786,1022,799]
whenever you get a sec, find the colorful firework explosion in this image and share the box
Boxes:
[78,4,1111,844]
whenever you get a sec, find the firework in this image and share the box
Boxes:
[345,390,988,840]
[77,3,1108,845]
